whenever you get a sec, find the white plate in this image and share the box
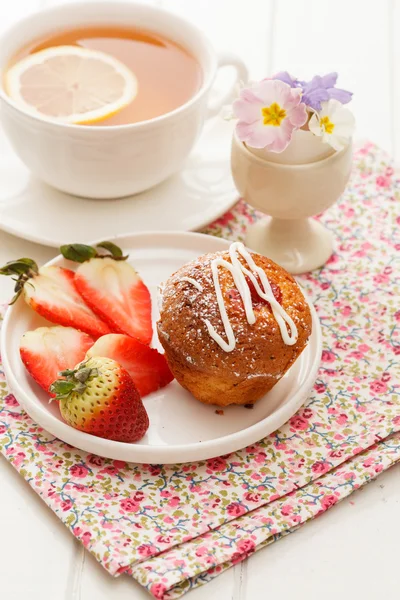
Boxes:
[1,232,322,464]
[0,118,237,248]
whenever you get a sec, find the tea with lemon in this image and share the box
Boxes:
[5,25,202,125]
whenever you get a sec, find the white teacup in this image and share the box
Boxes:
[0,1,247,199]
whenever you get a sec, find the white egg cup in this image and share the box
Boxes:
[231,131,353,274]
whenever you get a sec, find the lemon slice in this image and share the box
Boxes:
[5,45,137,125]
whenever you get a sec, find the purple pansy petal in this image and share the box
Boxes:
[320,72,338,88]
[302,88,329,111]
[301,97,320,111]
[302,75,323,93]
[272,71,298,88]
[328,88,353,105]
[300,73,353,110]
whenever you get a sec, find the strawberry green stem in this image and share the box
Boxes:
[60,241,128,263]
[49,363,99,400]
[0,258,39,304]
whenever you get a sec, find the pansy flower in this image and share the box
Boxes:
[232,79,308,152]
[308,99,355,150]
[274,71,352,111]
[301,73,353,111]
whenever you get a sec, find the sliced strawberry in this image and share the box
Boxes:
[245,276,283,309]
[227,279,283,312]
[24,266,111,339]
[20,326,94,394]
[73,257,153,344]
[86,333,173,397]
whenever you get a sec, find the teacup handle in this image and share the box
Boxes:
[206,52,248,119]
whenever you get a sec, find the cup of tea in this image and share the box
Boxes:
[0,1,247,199]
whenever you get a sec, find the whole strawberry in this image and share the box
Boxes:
[50,356,149,443]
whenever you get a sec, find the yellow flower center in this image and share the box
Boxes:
[320,116,335,134]
[261,102,286,127]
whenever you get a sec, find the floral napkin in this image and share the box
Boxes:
[0,142,399,598]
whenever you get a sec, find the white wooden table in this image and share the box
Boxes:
[0,1,399,598]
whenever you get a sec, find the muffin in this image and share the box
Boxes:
[157,242,312,406]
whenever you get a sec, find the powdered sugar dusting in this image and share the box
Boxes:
[158,247,311,377]
[204,242,298,352]
[180,277,203,292]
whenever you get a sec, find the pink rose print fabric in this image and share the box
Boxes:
[0,142,399,598]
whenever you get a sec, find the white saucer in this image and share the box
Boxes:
[1,232,322,464]
[0,119,237,248]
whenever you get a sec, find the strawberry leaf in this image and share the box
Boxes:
[74,367,98,383]
[60,244,97,263]
[0,258,39,304]
[0,258,38,276]
[59,368,76,377]
[49,379,76,399]
[96,241,128,261]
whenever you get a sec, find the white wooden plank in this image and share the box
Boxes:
[80,547,236,600]
[391,0,400,165]
[0,457,76,600]
[162,0,274,79]
[271,0,393,154]
[232,559,247,600]
[43,0,159,7]
[0,170,72,600]
[246,464,400,600]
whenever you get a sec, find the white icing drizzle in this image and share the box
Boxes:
[202,242,298,352]
[180,277,203,292]
[157,283,165,311]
